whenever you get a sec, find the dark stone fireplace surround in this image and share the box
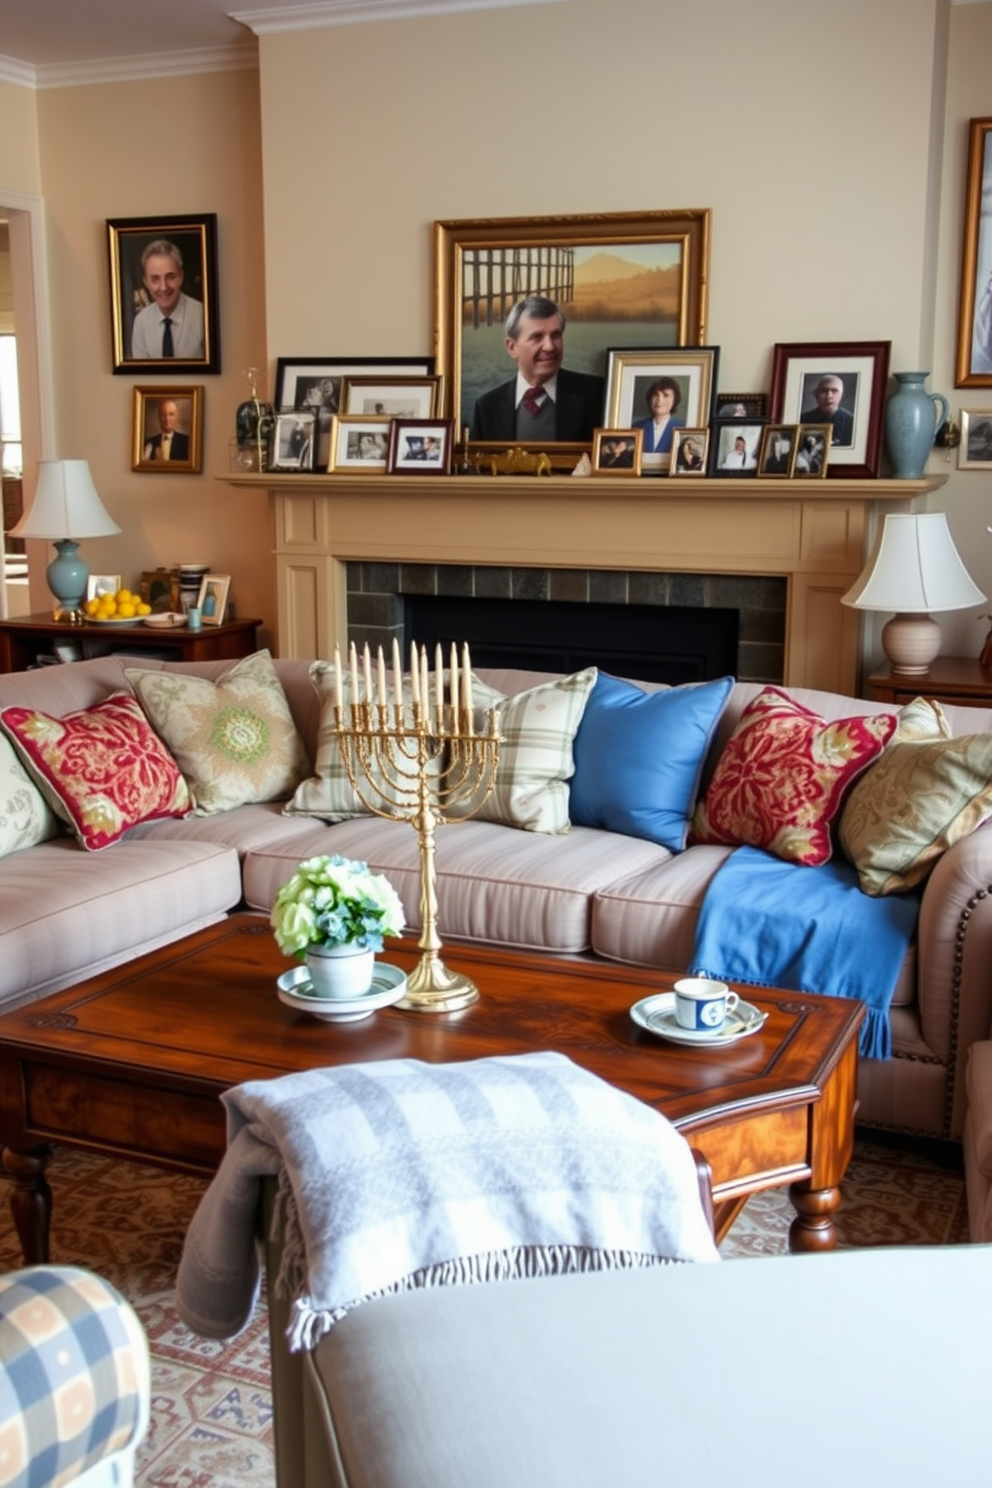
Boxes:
[346,563,787,686]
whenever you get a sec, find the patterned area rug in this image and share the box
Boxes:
[0,1132,970,1487]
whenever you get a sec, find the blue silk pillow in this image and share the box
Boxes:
[570,672,734,851]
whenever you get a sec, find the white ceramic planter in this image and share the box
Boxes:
[305,943,376,999]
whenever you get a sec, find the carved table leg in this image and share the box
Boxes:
[788,1178,841,1254]
[2,1144,53,1265]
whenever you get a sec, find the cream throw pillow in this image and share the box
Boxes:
[126,650,311,816]
[0,731,59,857]
[472,668,598,834]
[838,696,992,895]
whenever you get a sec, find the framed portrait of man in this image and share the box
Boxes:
[956,118,992,387]
[770,341,890,478]
[108,214,220,374]
[132,385,203,473]
[435,209,710,467]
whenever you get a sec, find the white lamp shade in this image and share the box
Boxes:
[841,512,986,614]
[9,460,121,540]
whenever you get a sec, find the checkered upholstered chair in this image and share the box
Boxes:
[0,1265,150,1488]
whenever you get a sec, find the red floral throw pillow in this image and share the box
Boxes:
[0,692,191,851]
[690,686,896,867]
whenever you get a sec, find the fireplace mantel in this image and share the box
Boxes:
[223,472,947,693]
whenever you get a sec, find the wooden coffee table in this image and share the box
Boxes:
[0,915,863,1263]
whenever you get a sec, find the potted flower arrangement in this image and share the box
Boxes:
[270,853,405,999]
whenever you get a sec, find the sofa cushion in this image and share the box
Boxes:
[126,650,311,816]
[690,685,896,866]
[0,692,191,851]
[285,661,400,822]
[838,699,992,895]
[0,732,59,857]
[570,673,733,852]
[472,668,597,834]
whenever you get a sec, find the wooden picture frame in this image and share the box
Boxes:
[132,385,203,473]
[196,574,230,626]
[107,213,219,374]
[794,424,832,478]
[956,119,992,387]
[715,392,767,419]
[604,346,719,472]
[670,427,709,476]
[267,410,316,472]
[591,428,643,476]
[386,418,455,474]
[140,568,181,610]
[758,424,798,477]
[435,209,711,458]
[958,408,992,469]
[340,376,441,420]
[327,415,391,473]
[274,357,435,470]
[769,341,890,478]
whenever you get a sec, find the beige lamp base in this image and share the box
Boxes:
[881,613,941,675]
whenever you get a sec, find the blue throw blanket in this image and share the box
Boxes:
[690,847,921,1059]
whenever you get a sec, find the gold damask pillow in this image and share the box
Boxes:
[838,696,992,895]
[126,650,310,815]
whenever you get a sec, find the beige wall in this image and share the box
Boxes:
[5,0,992,672]
[25,67,274,638]
[0,78,41,195]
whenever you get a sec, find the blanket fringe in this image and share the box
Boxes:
[285,1242,682,1352]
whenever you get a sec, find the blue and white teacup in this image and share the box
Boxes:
[673,977,739,1032]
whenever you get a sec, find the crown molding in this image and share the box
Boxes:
[0,41,256,91]
[230,0,564,36]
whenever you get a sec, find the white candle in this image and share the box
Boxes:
[435,643,444,714]
[392,637,403,710]
[420,647,430,722]
[410,642,421,706]
[362,643,373,705]
[333,645,343,712]
[462,643,473,712]
[376,646,387,707]
[449,642,459,719]
[349,642,360,710]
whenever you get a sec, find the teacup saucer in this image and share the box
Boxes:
[630,991,767,1047]
[277,962,407,1022]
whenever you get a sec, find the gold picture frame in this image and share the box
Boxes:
[670,428,709,476]
[604,346,719,472]
[132,385,203,473]
[435,209,711,463]
[327,416,391,473]
[591,428,642,476]
[107,212,219,374]
[956,118,992,388]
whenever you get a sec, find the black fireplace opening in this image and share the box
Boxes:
[405,594,739,686]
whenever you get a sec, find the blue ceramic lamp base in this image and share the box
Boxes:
[46,539,89,617]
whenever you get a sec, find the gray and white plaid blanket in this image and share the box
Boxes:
[176,1051,719,1350]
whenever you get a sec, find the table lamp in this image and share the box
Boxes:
[9,459,121,619]
[841,511,986,675]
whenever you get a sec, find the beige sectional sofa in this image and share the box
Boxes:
[2,651,992,1142]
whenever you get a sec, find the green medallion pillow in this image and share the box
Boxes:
[0,730,60,857]
[838,696,992,895]
[126,650,311,816]
[471,668,598,834]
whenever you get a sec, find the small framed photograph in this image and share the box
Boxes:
[715,392,767,420]
[769,341,890,477]
[132,386,203,472]
[711,420,764,475]
[387,418,455,474]
[956,119,992,386]
[267,410,316,472]
[196,574,230,626]
[274,357,434,470]
[670,428,709,475]
[86,574,121,602]
[340,376,441,420]
[591,428,642,475]
[758,424,798,477]
[328,416,391,473]
[958,409,992,468]
[107,213,219,374]
[794,424,832,478]
[140,568,181,610]
[604,347,719,472]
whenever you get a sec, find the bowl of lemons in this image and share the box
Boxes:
[83,587,153,624]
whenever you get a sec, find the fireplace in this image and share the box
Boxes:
[346,563,786,685]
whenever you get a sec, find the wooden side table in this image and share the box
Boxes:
[866,656,992,707]
[0,613,262,673]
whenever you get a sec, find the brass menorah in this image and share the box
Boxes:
[333,639,501,1013]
